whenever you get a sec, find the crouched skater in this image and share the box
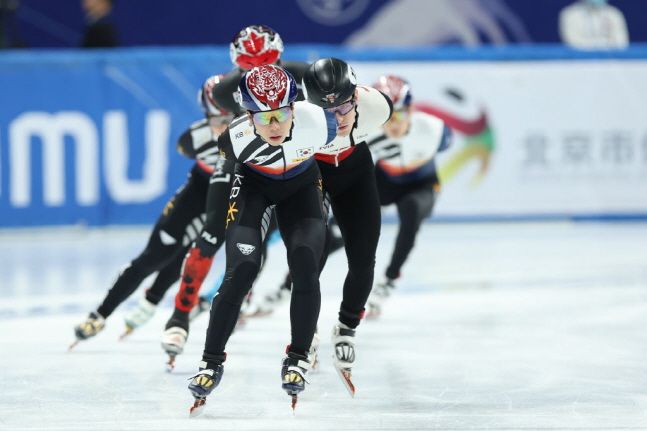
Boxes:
[187,64,338,415]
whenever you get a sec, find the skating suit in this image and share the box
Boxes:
[367,111,452,280]
[202,101,337,357]
[314,85,393,328]
[96,118,222,317]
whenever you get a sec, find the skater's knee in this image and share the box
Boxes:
[288,246,319,292]
[284,218,326,258]
[231,261,260,285]
[348,257,376,281]
[399,194,433,226]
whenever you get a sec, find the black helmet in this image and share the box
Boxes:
[302,58,357,108]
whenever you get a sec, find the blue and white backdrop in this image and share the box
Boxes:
[2,46,647,227]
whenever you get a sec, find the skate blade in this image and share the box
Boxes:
[333,362,356,397]
[166,355,176,373]
[189,399,205,418]
[119,325,134,340]
[68,340,79,351]
[282,388,299,411]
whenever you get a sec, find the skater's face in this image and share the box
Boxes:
[382,106,411,139]
[326,90,358,138]
[248,104,294,146]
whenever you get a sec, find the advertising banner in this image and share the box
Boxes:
[2,47,646,227]
[0,49,232,227]
[353,60,647,220]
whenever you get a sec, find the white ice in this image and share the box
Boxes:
[1,221,646,430]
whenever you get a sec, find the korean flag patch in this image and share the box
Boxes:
[297,147,314,158]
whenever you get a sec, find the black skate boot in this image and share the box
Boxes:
[70,311,105,349]
[187,355,225,418]
[281,350,311,410]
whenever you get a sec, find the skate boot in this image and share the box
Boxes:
[366,276,396,318]
[281,351,311,410]
[121,297,156,338]
[161,326,187,372]
[161,310,189,371]
[331,321,356,396]
[188,296,210,322]
[71,311,105,348]
[246,284,291,318]
[187,356,225,418]
[161,326,188,355]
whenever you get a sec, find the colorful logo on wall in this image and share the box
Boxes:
[414,87,495,188]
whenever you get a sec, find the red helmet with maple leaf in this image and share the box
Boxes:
[229,25,284,70]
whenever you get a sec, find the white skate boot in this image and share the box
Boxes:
[161,326,188,372]
[121,297,156,338]
[331,321,356,396]
[366,276,396,318]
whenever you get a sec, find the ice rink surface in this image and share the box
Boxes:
[1,221,646,431]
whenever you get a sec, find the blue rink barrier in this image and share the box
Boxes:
[2,44,647,228]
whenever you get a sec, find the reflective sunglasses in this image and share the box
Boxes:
[252,106,293,126]
[389,109,409,122]
[208,113,235,126]
[325,98,356,116]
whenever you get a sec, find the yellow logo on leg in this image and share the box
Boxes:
[226,202,238,228]
[162,197,176,216]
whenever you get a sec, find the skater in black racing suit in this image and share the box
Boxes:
[187,65,337,412]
